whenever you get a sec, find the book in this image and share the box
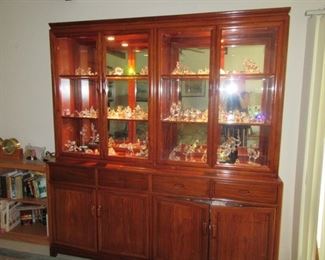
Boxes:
[20,209,33,225]
[0,176,7,198]
[0,170,46,200]
[5,170,18,199]
[16,205,47,226]
[37,176,47,199]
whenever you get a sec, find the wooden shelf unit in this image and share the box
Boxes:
[0,222,48,245]
[0,159,48,245]
[0,159,46,173]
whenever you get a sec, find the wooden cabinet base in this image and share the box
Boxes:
[50,244,96,259]
[50,244,148,259]
[48,163,282,260]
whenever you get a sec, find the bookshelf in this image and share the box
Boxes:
[0,159,46,172]
[0,159,48,245]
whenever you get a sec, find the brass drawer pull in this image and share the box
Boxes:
[174,183,185,189]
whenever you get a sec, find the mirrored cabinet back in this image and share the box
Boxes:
[48,7,289,260]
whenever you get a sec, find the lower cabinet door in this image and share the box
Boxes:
[98,189,149,259]
[153,196,209,260]
[210,206,276,260]
[52,183,97,252]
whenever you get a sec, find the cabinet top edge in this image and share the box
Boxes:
[49,7,290,29]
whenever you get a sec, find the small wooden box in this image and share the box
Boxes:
[0,146,23,161]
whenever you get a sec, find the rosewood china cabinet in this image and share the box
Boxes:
[48,7,289,260]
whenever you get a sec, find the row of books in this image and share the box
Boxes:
[0,170,47,200]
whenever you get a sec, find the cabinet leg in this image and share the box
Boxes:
[50,246,58,257]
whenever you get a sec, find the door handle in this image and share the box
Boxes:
[211,224,217,239]
[202,222,209,235]
[91,205,96,217]
[97,205,102,217]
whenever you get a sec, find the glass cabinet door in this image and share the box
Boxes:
[158,29,211,164]
[216,27,277,167]
[56,35,100,156]
[55,35,98,76]
[105,33,150,159]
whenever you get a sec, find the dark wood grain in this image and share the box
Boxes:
[153,196,209,260]
[152,175,210,198]
[98,189,149,258]
[214,180,278,204]
[98,169,148,191]
[49,165,95,185]
[51,183,97,252]
[210,206,275,260]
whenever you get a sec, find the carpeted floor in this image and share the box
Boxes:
[0,248,87,260]
[0,248,53,259]
[0,248,90,260]
[0,247,90,260]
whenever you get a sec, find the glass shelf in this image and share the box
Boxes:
[61,116,98,120]
[59,75,99,79]
[161,74,210,79]
[162,120,208,124]
[218,122,271,126]
[106,75,148,80]
[108,118,148,122]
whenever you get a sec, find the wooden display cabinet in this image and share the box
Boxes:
[49,7,289,260]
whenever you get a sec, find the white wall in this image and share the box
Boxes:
[0,6,4,127]
[1,1,324,259]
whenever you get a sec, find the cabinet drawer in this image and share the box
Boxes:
[214,181,278,204]
[50,165,95,186]
[98,170,148,191]
[152,175,210,198]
